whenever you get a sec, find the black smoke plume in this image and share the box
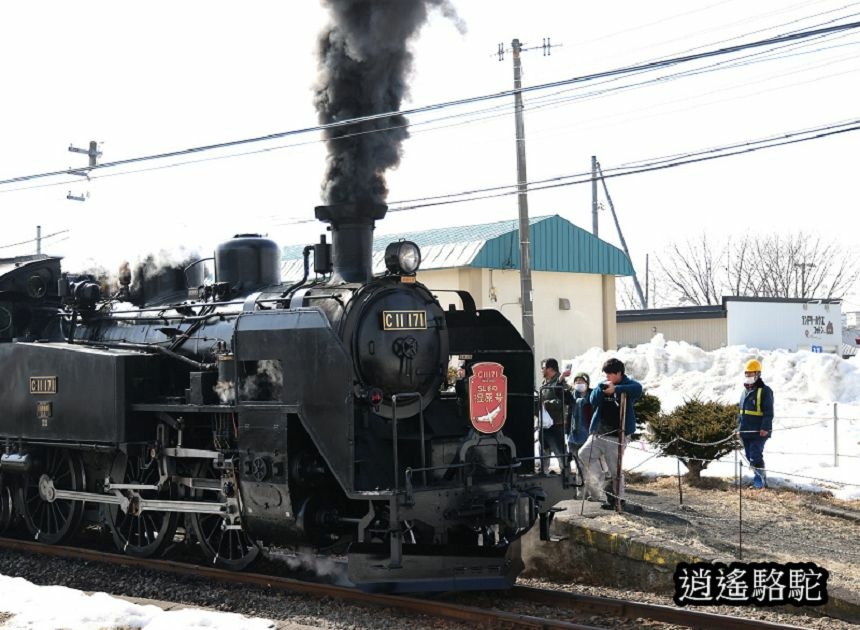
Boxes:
[315,0,465,205]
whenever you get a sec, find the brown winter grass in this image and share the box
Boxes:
[628,472,860,511]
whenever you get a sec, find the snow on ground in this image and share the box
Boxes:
[0,574,274,630]
[563,334,860,500]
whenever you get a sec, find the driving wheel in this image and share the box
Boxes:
[16,448,85,544]
[106,449,178,557]
[186,461,260,569]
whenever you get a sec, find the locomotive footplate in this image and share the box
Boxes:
[347,539,522,593]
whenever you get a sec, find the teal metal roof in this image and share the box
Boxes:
[382,215,547,249]
[470,215,635,275]
[281,214,634,278]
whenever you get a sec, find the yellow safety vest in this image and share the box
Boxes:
[742,387,764,417]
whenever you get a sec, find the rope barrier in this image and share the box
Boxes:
[735,452,860,488]
[676,434,736,446]
[751,466,860,488]
[609,495,860,561]
[584,432,860,488]
[563,401,860,566]
[766,450,860,458]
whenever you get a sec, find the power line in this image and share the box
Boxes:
[1,18,859,190]
[517,24,860,121]
[0,21,856,199]
[267,115,860,225]
[383,117,860,206]
[27,39,842,196]
[0,229,70,251]
[384,118,860,213]
[596,0,859,65]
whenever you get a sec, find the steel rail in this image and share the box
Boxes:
[512,585,805,629]
[0,537,802,629]
[0,538,596,629]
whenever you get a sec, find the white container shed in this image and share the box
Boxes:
[725,297,842,352]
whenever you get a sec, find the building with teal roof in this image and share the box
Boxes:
[282,214,635,360]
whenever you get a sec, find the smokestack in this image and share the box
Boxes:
[315,0,465,205]
[315,201,387,284]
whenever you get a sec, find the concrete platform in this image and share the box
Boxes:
[522,495,860,625]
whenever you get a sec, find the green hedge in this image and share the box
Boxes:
[647,397,739,481]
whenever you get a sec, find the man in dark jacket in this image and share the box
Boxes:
[737,358,774,489]
[538,358,571,471]
[578,358,642,508]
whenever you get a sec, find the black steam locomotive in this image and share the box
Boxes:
[0,202,574,592]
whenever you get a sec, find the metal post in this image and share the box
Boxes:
[36,225,41,255]
[388,495,402,569]
[511,38,535,355]
[591,156,599,236]
[645,254,649,308]
[392,395,400,492]
[418,396,427,486]
[88,141,99,168]
[737,448,743,560]
[597,161,646,308]
[615,393,627,513]
[537,385,546,475]
[834,402,839,467]
[677,457,684,506]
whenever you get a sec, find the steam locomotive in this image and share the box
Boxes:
[0,202,575,592]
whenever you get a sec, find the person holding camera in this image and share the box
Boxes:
[578,358,642,510]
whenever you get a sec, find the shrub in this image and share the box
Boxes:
[647,397,739,482]
[631,391,661,441]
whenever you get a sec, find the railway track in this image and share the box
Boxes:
[0,537,804,629]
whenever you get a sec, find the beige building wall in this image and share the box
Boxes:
[617,318,727,351]
[417,267,615,367]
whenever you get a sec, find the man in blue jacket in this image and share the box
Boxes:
[578,358,643,509]
[737,358,774,489]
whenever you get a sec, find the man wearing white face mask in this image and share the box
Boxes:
[737,359,774,489]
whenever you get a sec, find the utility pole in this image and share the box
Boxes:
[68,140,101,168]
[645,254,650,308]
[795,261,816,297]
[597,160,646,308]
[67,140,101,201]
[511,38,535,352]
[498,37,560,355]
[591,156,599,236]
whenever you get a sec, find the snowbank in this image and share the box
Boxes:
[0,575,274,630]
[565,335,860,500]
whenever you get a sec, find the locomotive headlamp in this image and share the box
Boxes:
[384,240,421,275]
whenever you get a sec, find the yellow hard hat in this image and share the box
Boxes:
[744,359,762,372]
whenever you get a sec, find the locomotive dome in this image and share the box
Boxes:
[214,234,281,293]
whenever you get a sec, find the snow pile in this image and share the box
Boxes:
[0,575,274,630]
[565,335,860,500]
[565,334,860,411]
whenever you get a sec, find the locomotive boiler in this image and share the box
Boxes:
[0,201,576,592]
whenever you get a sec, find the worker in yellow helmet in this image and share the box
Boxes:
[737,358,774,489]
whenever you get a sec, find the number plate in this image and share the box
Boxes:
[29,376,58,395]
[381,310,427,331]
